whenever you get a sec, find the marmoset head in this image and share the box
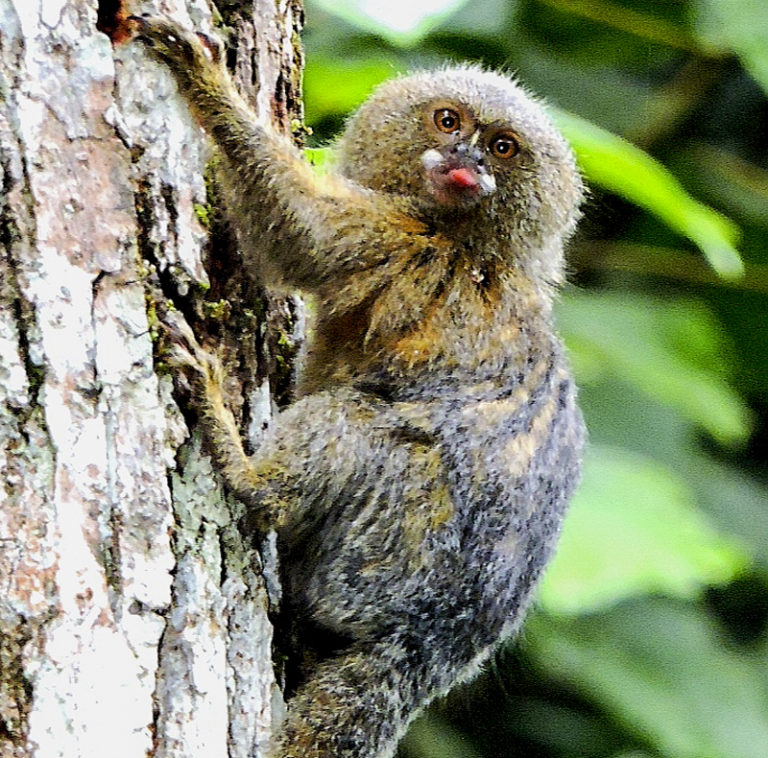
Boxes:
[337,66,583,247]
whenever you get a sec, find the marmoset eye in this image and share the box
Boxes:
[489,132,520,159]
[434,108,461,133]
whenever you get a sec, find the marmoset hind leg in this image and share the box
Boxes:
[274,641,412,758]
[164,314,374,534]
[163,315,282,513]
[271,633,491,758]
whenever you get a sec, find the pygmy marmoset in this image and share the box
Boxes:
[131,16,585,758]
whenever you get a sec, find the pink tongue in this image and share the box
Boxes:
[446,167,478,188]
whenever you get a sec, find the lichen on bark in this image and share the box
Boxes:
[0,1,305,755]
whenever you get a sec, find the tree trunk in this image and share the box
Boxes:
[0,1,304,755]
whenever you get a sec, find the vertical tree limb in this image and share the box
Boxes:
[0,2,304,755]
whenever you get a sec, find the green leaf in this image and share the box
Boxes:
[303,147,334,174]
[310,0,471,46]
[552,109,743,277]
[557,293,751,445]
[683,456,768,569]
[526,600,768,758]
[500,695,636,756]
[683,144,768,231]
[303,58,398,122]
[538,446,747,615]
[693,0,768,96]
[399,717,481,758]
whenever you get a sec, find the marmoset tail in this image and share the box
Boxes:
[131,16,585,758]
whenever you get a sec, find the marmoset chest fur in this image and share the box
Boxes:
[132,16,585,758]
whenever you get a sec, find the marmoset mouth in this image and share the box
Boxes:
[421,148,496,208]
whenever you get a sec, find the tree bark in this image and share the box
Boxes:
[0,1,304,756]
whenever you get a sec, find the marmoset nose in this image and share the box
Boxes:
[450,140,485,166]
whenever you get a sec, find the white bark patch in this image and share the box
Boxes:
[1,3,173,755]
[113,17,209,285]
[1,1,296,754]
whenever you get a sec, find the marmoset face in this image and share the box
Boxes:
[418,99,512,208]
[337,66,582,237]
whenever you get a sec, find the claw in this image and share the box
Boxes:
[158,310,224,392]
[125,14,151,38]
[128,16,194,58]
[165,341,201,374]
[195,32,223,64]
[162,309,199,347]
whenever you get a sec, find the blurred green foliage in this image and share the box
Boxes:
[300,1,768,755]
